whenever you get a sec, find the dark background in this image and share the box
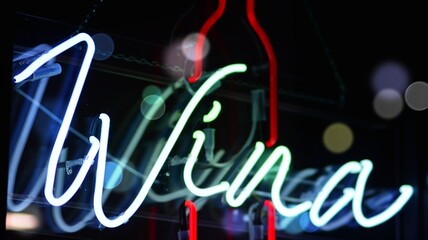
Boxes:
[8,1,428,239]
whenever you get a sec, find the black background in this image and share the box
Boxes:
[8,1,428,239]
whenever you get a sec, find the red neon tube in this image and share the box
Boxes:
[264,200,276,240]
[187,0,226,83]
[189,0,278,147]
[246,0,278,148]
[185,200,198,240]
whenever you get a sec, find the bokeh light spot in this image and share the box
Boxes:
[323,122,354,154]
[92,33,114,61]
[221,209,246,237]
[181,33,210,61]
[6,205,42,231]
[140,95,166,120]
[373,88,403,119]
[283,215,304,235]
[113,163,137,193]
[299,212,318,233]
[404,81,428,111]
[162,40,186,78]
[371,60,409,93]
[142,85,161,98]
[103,161,123,189]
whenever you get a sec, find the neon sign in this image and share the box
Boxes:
[11,33,414,231]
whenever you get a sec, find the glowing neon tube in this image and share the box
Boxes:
[352,160,414,228]
[203,100,222,123]
[187,0,226,83]
[185,200,198,240]
[246,0,278,148]
[264,200,276,240]
[14,33,95,84]
[149,147,227,202]
[225,142,265,207]
[20,33,97,206]
[52,149,97,233]
[271,148,312,217]
[12,30,414,230]
[309,161,361,227]
[46,136,99,206]
[226,143,292,208]
[93,64,247,228]
[183,130,230,196]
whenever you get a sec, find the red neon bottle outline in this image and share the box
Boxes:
[264,200,276,240]
[189,0,278,147]
[187,0,226,83]
[185,200,198,240]
[246,0,278,148]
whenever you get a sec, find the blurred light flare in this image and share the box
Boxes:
[371,60,410,94]
[103,161,124,189]
[142,85,162,98]
[322,122,354,154]
[404,81,428,111]
[92,33,114,61]
[6,212,41,231]
[182,33,211,61]
[373,88,403,119]
[140,95,166,120]
[299,212,318,233]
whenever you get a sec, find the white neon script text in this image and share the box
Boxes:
[12,33,414,229]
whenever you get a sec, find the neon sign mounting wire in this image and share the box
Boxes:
[188,0,278,147]
[248,200,276,240]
